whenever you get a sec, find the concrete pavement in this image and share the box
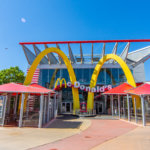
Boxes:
[92,126,150,150]
[0,117,91,150]
[1,115,150,150]
[31,119,136,150]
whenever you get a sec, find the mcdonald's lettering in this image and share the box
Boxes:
[55,79,112,93]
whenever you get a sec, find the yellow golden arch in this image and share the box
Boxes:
[24,47,138,113]
[87,54,137,110]
[23,47,80,112]
[55,78,67,88]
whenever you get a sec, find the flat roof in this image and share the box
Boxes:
[19,39,150,45]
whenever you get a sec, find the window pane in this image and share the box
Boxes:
[97,68,105,85]
[49,69,55,88]
[112,68,119,85]
[119,68,126,83]
[75,69,84,83]
[106,68,112,85]
[62,69,69,82]
[83,69,90,84]
[41,69,48,87]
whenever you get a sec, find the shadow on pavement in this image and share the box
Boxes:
[56,114,79,120]
[47,114,82,129]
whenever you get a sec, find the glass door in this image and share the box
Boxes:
[66,103,71,112]
[95,102,103,114]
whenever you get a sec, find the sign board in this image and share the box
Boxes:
[80,102,87,113]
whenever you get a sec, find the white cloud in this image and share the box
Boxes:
[21,18,26,23]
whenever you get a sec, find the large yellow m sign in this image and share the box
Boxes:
[55,78,67,88]
[24,47,137,113]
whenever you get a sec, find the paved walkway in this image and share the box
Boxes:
[92,126,150,150]
[31,120,136,150]
[0,117,90,150]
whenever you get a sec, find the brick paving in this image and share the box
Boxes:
[31,120,136,150]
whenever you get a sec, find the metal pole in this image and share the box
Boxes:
[51,97,54,118]
[47,93,50,122]
[59,90,62,114]
[127,94,130,121]
[38,94,44,128]
[14,94,18,115]
[50,97,52,119]
[43,96,47,124]
[2,95,8,126]
[123,97,125,119]
[7,94,11,114]
[134,98,137,123]
[26,94,30,119]
[118,95,120,119]
[19,94,25,128]
[54,94,57,117]
[111,95,114,117]
[141,95,146,126]
[104,95,107,114]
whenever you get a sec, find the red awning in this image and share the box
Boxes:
[126,83,150,96]
[103,83,133,95]
[0,82,55,95]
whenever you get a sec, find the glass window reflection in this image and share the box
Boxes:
[106,68,112,85]
[82,69,90,84]
[119,68,126,83]
[97,68,105,85]
[111,68,119,85]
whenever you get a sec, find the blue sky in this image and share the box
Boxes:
[0,0,150,80]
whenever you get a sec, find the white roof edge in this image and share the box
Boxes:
[128,45,150,55]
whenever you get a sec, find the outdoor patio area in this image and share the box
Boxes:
[0,83,56,128]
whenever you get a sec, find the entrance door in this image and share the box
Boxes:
[66,103,71,112]
[61,102,72,113]
[95,102,103,114]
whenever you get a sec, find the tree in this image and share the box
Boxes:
[0,66,25,84]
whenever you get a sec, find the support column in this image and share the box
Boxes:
[19,94,25,128]
[7,94,11,115]
[47,93,50,122]
[123,97,125,119]
[2,95,8,126]
[59,90,62,113]
[14,94,18,116]
[141,95,146,126]
[54,94,57,118]
[127,94,130,121]
[134,98,137,123]
[118,95,120,119]
[104,95,107,114]
[38,94,44,128]
[111,95,114,117]
[50,97,53,119]
[51,97,54,118]
[26,94,30,119]
[43,96,47,124]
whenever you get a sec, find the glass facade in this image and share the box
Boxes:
[39,67,127,112]
[40,68,127,89]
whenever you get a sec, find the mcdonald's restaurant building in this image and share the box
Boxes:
[21,41,150,115]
